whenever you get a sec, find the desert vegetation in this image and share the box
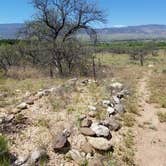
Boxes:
[0,0,166,166]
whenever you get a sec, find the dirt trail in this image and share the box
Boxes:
[134,70,166,166]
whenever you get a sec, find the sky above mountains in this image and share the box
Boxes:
[0,0,166,27]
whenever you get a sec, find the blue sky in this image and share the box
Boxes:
[0,0,166,27]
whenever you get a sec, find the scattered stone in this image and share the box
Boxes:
[43,89,52,96]
[87,137,112,151]
[90,123,111,138]
[117,89,129,99]
[88,158,104,166]
[52,129,71,153]
[102,100,111,107]
[36,91,45,98]
[81,79,89,85]
[88,106,97,111]
[148,64,154,68]
[79,115,87,121]
[81,119,92,127]
[114,103,125,113]
[81,142,93,154]
[66,78,78,87]
[110,82,123,92]
[28,147,47,165]
[80,128,96,136]
[101,117,121,131]
[17,103,28,110]
[68,149,84,164]
[0,117,5,124]
[26,99,34,105]
[0,93,7,98]
[107,107,115,115]
[112,95,120,104]
[88,111,97,118]
[5,114,15,123]
[14,155,30,166]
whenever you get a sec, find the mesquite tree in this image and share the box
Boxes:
[21,0,105,75]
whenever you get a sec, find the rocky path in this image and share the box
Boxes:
[134,70,166,166]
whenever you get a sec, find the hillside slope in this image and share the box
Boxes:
[1,23,166,40]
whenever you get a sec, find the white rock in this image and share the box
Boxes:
[90,123,110,137]
[17,103,28,110]
[112,95,120,104]
[102,100,111,107]
[148,64,154,68]
[88,106,97,111]
[110,82,123,90]
[29,148,47,164]
[14,155,30,166]
[107,107,115,115]
[87,137,112,151]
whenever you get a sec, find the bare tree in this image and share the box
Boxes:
[21,0,105,75]
[26,0,105,41]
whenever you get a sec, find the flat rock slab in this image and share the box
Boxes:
[80,127,96,136]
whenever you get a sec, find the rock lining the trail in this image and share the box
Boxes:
[1,79,130,165]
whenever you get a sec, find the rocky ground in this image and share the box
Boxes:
[0,76,132,166]
[0,53,165,166]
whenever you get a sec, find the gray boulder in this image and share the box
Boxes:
[52,129,71,152]
[101,117,121,131]
[90,123,111,138]
[114,103,125,113]
[112,95,120,104]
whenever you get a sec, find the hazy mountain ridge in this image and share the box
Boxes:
[1,23,166,40]
[0,23,23,39]
[96,24,166,35]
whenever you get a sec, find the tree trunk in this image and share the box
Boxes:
[92,56,96,81]
[140,54,144,66]
[49,64,53,78]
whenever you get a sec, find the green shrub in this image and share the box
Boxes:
[0,135,10,166]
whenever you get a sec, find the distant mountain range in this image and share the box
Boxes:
[0,23,23,39]
[96,24,166,41]
[1,23,166,41]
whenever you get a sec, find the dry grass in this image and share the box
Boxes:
[7,66,44,80]
[148,52,166,108]
[113,129,135,166]
[122,113,135,127]
[0,52,144,165]
[149,73,166,108]
[157,111,166,123]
